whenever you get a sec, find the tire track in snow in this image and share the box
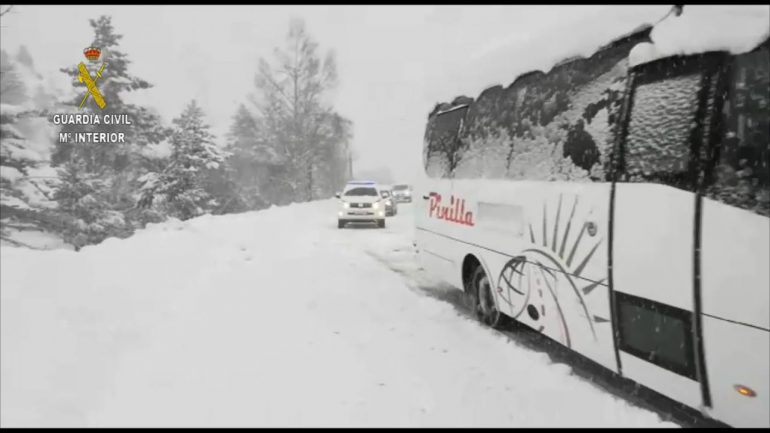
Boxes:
[360,225,720,428]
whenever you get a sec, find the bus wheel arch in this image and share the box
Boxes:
[462,254,510,329]
[461,254,481,294]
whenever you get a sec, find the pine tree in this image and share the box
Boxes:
[49,15,170,244]
[0,68,64,246]
[54,15,169,195]
[0,41,83,248]
[1,107,34,244]
[53,159,128,250]
[139,100,227,220]
[223,104,275,209]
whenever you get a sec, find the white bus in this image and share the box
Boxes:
[415,6,769,428]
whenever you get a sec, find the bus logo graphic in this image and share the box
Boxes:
[496,194,608,348]
[78,47,108,110]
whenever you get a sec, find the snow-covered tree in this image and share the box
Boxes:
[1,108,35,244]
[53,159,128,250]
[139,100,227,220]
[222,104,273,210]
[0,52,67,248]
[44,15,172,246]
[54,16,170,206]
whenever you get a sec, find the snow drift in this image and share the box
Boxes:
[1,200,677,427]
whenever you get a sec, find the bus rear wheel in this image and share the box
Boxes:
[471,265,509,330]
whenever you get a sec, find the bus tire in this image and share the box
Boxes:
[471,265,509,330]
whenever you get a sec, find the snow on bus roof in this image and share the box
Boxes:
[433,5,769,112]
[483,7,668,61]
[433,5,671,112]
[629,5,770,67]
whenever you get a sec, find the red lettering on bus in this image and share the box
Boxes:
[428,194,474,227]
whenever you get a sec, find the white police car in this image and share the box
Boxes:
[335,181,387,229]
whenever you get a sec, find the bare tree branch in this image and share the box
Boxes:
[257,60,294,112]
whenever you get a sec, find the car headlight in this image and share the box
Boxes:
[372,202,379,210]
[342,202,350,209]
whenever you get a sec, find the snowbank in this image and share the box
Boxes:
[1,200,677,427]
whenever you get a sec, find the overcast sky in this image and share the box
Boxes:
[0,5,672,183]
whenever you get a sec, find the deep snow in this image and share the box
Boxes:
[1,200,678,427]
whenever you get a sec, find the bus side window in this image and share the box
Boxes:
[424,116,452,179]
[424,106,468,179]
[705,46,770,217]
[616,291,697,380]
[622,71,703,191]
[452,87,509,180]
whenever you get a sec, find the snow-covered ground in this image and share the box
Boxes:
[1,200,678,427]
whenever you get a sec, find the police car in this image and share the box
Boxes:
[335,181,387,229]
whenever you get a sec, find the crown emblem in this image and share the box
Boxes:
[83,47,101,62]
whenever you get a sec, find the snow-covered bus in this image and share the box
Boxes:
[415,5,769,428]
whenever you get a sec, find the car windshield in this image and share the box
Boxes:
[393,185,409,191]
[344,187,378,197]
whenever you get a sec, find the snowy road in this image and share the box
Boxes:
[1,200,677,427]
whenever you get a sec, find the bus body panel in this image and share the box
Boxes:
[701,316,770,428]
[700,199,770,428]
[619,351,703,410]
[700,198,770,330]
[452,179,611,288]
[612,183,695,311]
[449,179,619,373]
[415,177,457,286]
